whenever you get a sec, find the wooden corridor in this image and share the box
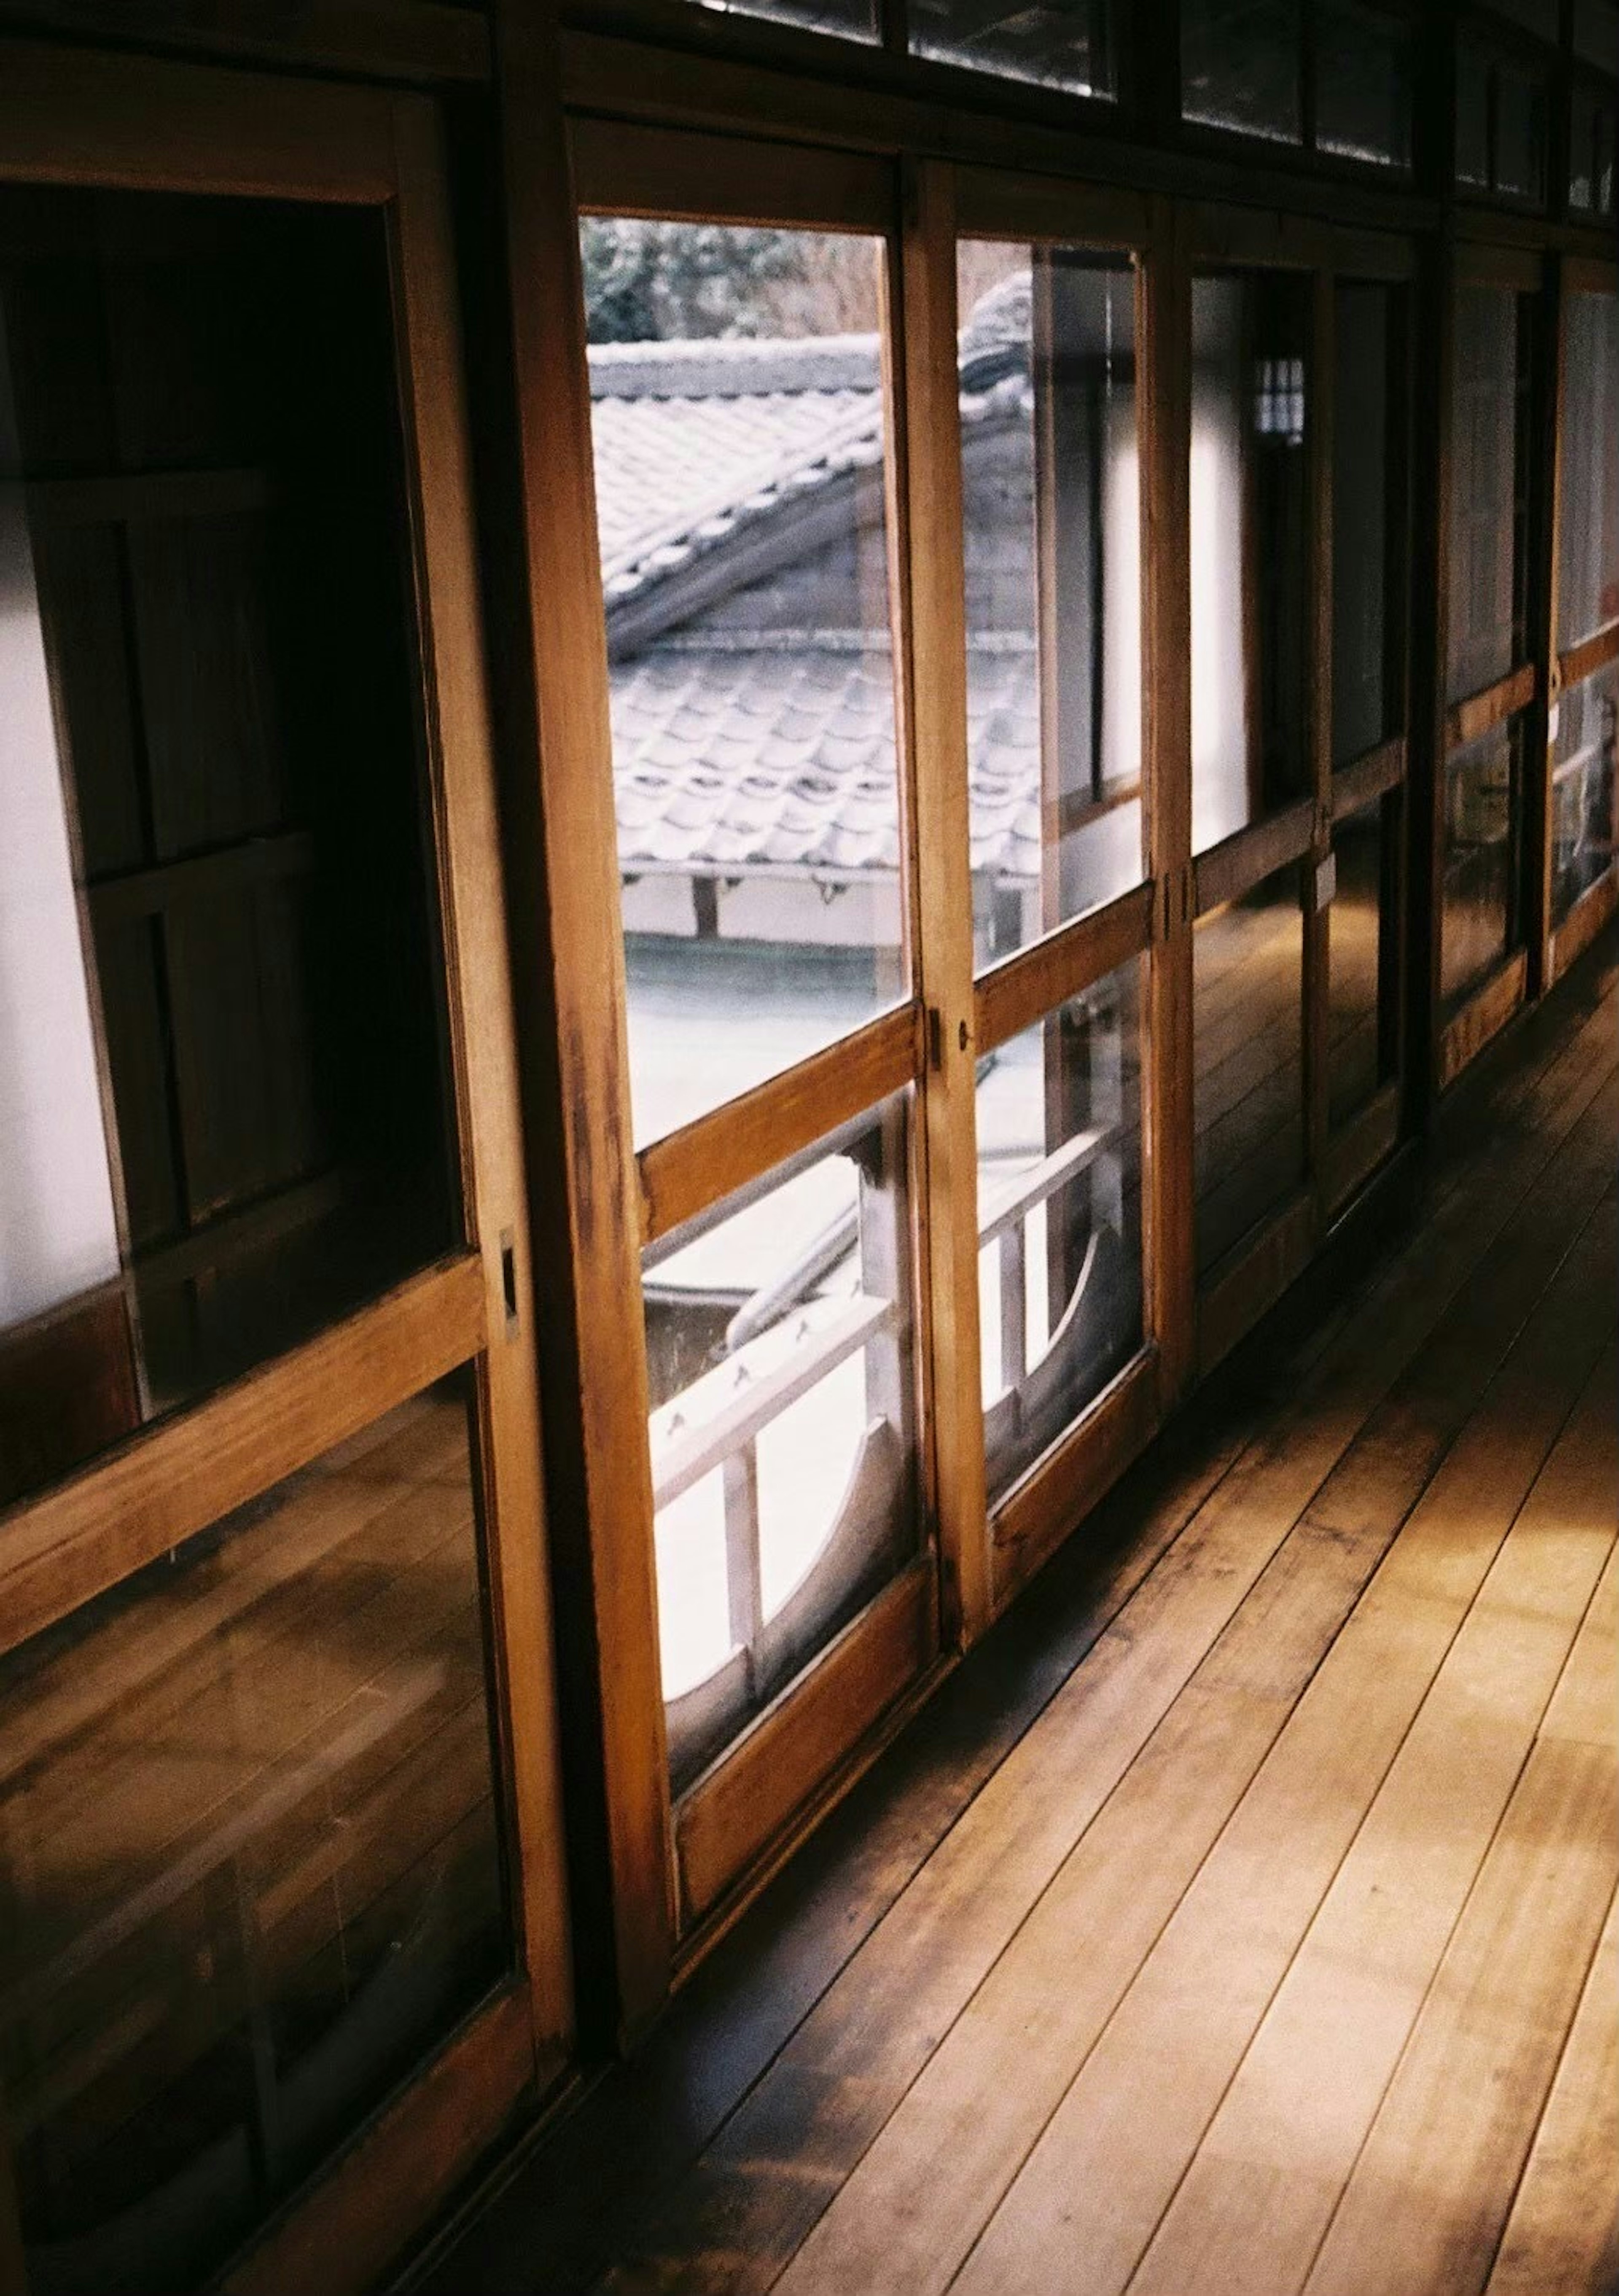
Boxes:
[414,929,1619,2296]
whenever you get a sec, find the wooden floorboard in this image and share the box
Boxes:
[408,930,1619,2296]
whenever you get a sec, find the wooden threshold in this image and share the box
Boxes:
[1439,950,1529,1093]
[1196,1190,1315,1377]
[0,1252,484,1658]
[674,1559,935,1929]
[990,1349,1161,1609]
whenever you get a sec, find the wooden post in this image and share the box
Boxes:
[1525,250,1566,998]
[1140,197,1195,1403]
[487,0,673,2043]
[1305,265,1334,1205]
[893,156,990,1647]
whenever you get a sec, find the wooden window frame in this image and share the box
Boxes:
[0,47,571,2296]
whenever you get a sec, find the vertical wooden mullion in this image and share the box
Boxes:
[1141,198,1195,1402]
[1525,250,1566,997]
[1407,231,1454,1119]
[894,157,989,1647]
[488,0,673,2040]
[389,94,574,2065]
[1305,268,1333,1201]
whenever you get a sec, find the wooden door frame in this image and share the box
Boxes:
[0,45,570,2295]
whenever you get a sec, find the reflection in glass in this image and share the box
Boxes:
[643,1100,917,1790]
[1495,58,1548,202]
[1333,283,1404,767]
[1551,666,1618,925]
[1568,81,1618,215]
[1455,36,1492,186]
[975,962,1143,1508]
[956,246,1141,969]
[1182,0,1302,140]
[1,1378,509,2295]
[912,0,1114,93]
[0,191,456,1514]
[1442,721,1522,1007]
[1194,863,1305,1277]
[682,0,877,36]
[1556,292,1619,651]
[583,222,905,1147]
[1328,795,1399,1128]
[1447,284,1532,705]
[1316,0,1414,167]
[1191,272,1312,854]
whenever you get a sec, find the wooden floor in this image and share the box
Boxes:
[414,927,1619,2296]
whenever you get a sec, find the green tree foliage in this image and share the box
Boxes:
[581,220,810,342]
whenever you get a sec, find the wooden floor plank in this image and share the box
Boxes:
[800,1206,1614,2296]
[1483,1888,1619,2296]
[1303,1542,1618,2296]
[413,937,1619,2296]
[776,1184,1619,2296]
[588,1061,1619,2293]
[1119,1350,1618,2296]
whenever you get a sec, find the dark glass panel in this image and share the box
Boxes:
[955,246,1142,969]
[1182,0,1302,140]
[1551,665,1618,925]
[1190,272,1313,854]
[0,190,457,1512]
[1333,283,1404,767]
[1328,794,1400,1128]
[1455,35,1493,186]
[1194,861,1305,1278]
[581,220,905,1148]
[680,0,877,36]
[3,1377,510,2295]
[1315,0,1414,167]
[643,1097,917,1791]
[911,0,1114,92]
[1441,720,1522,1008]
[1446,284,1532,704]
[1556,291,1619,652]
[1495,57,1549,201]
[975,958,1144,1508]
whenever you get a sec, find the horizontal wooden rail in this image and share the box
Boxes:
[650,1293,893,1510]
[24,464,275,528]
[974,881,1153,1052]
[570,115,894,226]
[1444,660,1538,750]
[1550,867,1619,983]
[954,164,1154,248]
[977,1125,1113,1249]
[1192,797,1316,918]
[1557,619,1619,694]
[990,1346,1158,1594]
[0,1252,485,1660]
[0,40,400,201]
[1330,734,1406,818]
[1197,1189,1314,1374]
[1188,200,1415,280]
[88,828,315,927]
[0,0,490,84]
[1438,949,1528,1091]
[638,1001,918,1246]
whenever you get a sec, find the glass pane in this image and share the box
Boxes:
[1194,861,1305,1278]
[2,1376,509,2294]
[1446,284,1532,704]
[956,246,1142,969]
[1182,0,1302,140]
[1551,663,1619,925]
[1442,719,1522,1008]
[583,221,906,1148]
[975,959,1144,1509]
[1328,794,1399,1128]
[1333,283,1404,766]
[911,0,1114,93]
[1557,292,1619,652]
[0,191,457,1513]
[1191,272,1313,854]
[644,1098,917,1790]
[1455,36,1492,186]
[1315,0,1414,167]
[1568,83,1618,215]
[680,0,878,37]
[1495,58,1548,201]
[1575,0,1619,72]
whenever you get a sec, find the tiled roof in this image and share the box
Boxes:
[594,313,1045,882]
[612,643,1041,881]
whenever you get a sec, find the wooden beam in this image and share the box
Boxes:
[974,883,1154,1054]
[0,0,489,83]
[570,114,894,226]
[489,0,675,2039]
[1329,733,1407,817]
[895,154,990,1647]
